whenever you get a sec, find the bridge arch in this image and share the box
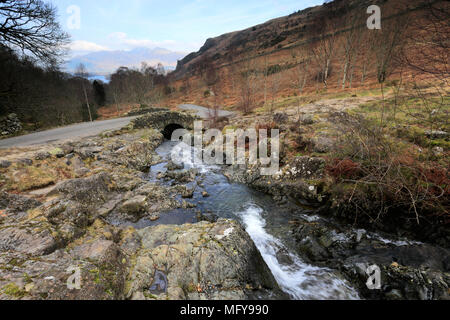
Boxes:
[162,123,185,140]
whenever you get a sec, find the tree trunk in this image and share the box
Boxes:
[349,64,354,89]
[324,58,330,88]
[342,60,348,89]
[82,82,92,122]
[361,62,367,85]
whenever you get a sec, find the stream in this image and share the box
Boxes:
[134,140,360,300]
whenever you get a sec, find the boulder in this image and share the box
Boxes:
[299,114,314,125]
[53,173,111,201]
[273,113,288,124]
[0,225,57,256]
[124,219,285,300]
[49,147,65,158]
[312,136,333,153]
[196,211,218,223]
[120,196,148,215]
[425,130,448,140]
[181,187,195,199]
[290,218,450,300]
[286,156,326,179]
[0,160,11,168]
[34,152,51,161]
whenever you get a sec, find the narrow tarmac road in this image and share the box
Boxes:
[178,104,235,119]
[0,104,235,149]
[0,116,136,148]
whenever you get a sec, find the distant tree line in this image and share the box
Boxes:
[0,1,105,131]
[106,62,171,108]
[0,46,108,130]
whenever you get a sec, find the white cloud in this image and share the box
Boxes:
[69,40,110,52]
[107,32,196,53]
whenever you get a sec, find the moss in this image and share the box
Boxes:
[26,208,44,221]
[186,283,197,293]
[8,258,25,267]
[23,273,33,284]
[2,283,27,298]
[49,148,64,156]
[87,262,123,299]
[430,139,450,149]
[143,291,158,299]
[10,167,55,191]
[89,268,101,284]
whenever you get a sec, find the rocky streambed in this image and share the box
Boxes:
[0,111,448,300]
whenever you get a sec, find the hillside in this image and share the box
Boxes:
[163,0,446,108]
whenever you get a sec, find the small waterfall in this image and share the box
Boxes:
[238,205,359,300]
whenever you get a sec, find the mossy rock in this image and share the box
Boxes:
[2,282,27,298]
[49,147,64,157]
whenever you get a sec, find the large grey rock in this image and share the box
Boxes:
[120,196,147,215]
[286,156,326,179]
[291,218,450,300]
[124,219,285,300]
[425,130,448,140]
[52,172,112,204]
[0,225,57,256]
[312,137,333,153]
[0,160,11,168]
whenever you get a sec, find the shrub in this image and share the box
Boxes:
[255,121,278,131]
[328,112,449,226]
[293,134,311,151]
[267,64,282,75]
[326,159,361,180]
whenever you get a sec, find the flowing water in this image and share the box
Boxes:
[142,141,360,300]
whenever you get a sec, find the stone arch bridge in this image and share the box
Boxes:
[130,111,196,139]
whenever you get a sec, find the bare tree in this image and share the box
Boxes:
[234,57,259,114]
[263,55,268,107]
[0,0,69,64]
[339,6,365,89]
[290,48,310,114]
[403,0,449,83]
[75,63,93,122]
[359,29,375,86]
[371,13,407,84]
[268,72,281,115]
[308,2,340,88]
[398,1,450,153]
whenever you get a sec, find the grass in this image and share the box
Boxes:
[350,94,449,150]
[0,157,76,192]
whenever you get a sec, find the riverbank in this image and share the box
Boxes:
[221,94,449,245]
[219,95,449,299]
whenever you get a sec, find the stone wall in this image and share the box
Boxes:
[0,113,22,136]
[126,106,167,117]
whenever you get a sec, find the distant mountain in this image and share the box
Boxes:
[65,47,187,75]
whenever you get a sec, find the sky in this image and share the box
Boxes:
[51,0,324,56]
